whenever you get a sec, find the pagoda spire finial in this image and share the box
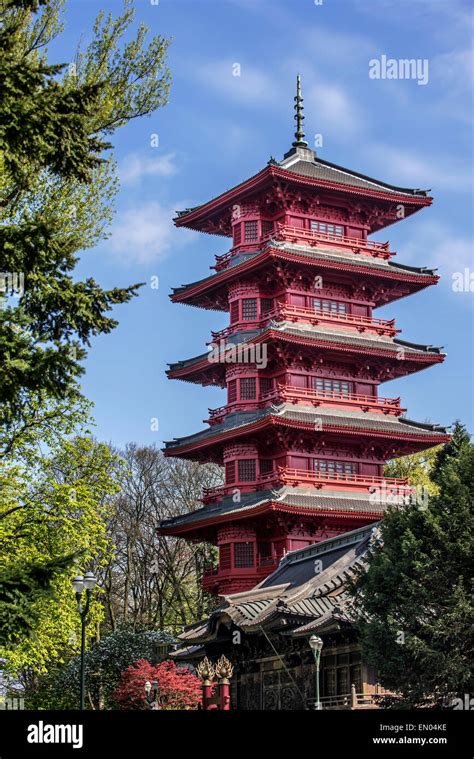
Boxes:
[292,74,308,148]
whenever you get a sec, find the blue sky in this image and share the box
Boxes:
[51,0,473,448]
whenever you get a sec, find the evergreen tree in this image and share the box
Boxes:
[0,0,171,429]
[351,423,474,708]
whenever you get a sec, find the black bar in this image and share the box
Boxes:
[0,709,471,758]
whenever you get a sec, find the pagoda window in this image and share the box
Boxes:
[315,459,357,475]
[242,298,257,320]
[310,220,344,237]
[240,377,257,400]
[233,224,242,246]
[261,220,273,237]
[244,220,259,242]
[260,377,273,395]
[230,300,240,323]
[228,379,237,403]
[225,461,236,484]
[261,297,274,314]
[238,459,256,481]
[260,459,273,475]
[219,545,232,570]
[313,378,352,396]
[313,298,347,315]
[234,541,255,568]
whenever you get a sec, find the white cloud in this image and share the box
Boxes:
[108,201,192,264]
[431,49,474,124]
[305,82,366,140]
[363,144,472,192]
[300,26,377,68]
[192,61,278,106]
[357,0,473,44]
[401,220,473,278]
[119,152,178,184]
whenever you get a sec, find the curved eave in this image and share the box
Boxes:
[174,166,271,233]
[171,247,439,307]
[163,414,450,457]
[174,166,432,234]
[158,499,381,537]
[288,615,349,637]
[167,329,445,382]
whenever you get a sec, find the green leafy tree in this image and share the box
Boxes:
[0,432,121,675]
[384,445,441,497]
[351,423,474,708]
[0,397,92,649]
[0,554,75,647]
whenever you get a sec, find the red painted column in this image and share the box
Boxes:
[219,680,231,710]
[202,681,213,710]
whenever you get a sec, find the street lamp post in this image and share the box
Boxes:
[72,571,97,711]
[309,635,324,710]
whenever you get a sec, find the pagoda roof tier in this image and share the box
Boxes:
[174,523,377,641]
[167,323,445,386]
[170,242,439,310]
[158,487,385,539]
[163,403,449,461]
[174,145,431,237]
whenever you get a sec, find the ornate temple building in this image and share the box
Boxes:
[159,76,449,598]
[173,523,386,710]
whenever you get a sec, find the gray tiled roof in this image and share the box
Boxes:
[278,148,429,198]
[277,321,443,355]
[163,402,448,451]
[175,147,429,223]
[266,240,434,275]
[167,321,443,373]
[178,523,378,642]
[171,240,437,297]
[159,485,387,530]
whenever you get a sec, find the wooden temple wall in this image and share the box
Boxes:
[229,642,383,710]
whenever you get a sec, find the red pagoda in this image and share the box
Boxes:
[159,77,449,596]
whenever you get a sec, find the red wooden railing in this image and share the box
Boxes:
[210,304,398,342]
[279,385,404,415]
[213,251,233,271]
[207,386,404,424]
[201,476,276,502]
[202,468,411,502]
[208,404,229,422]
[212,225,393,271]
[210,323,258,342]
[279,304,398,336]
[268,224,392,259]
[202,554,281,581]
[279,467,410,491]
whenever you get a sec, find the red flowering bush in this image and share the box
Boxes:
[114,659,201,710]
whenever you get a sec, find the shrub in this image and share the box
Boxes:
[114,659,201,710]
